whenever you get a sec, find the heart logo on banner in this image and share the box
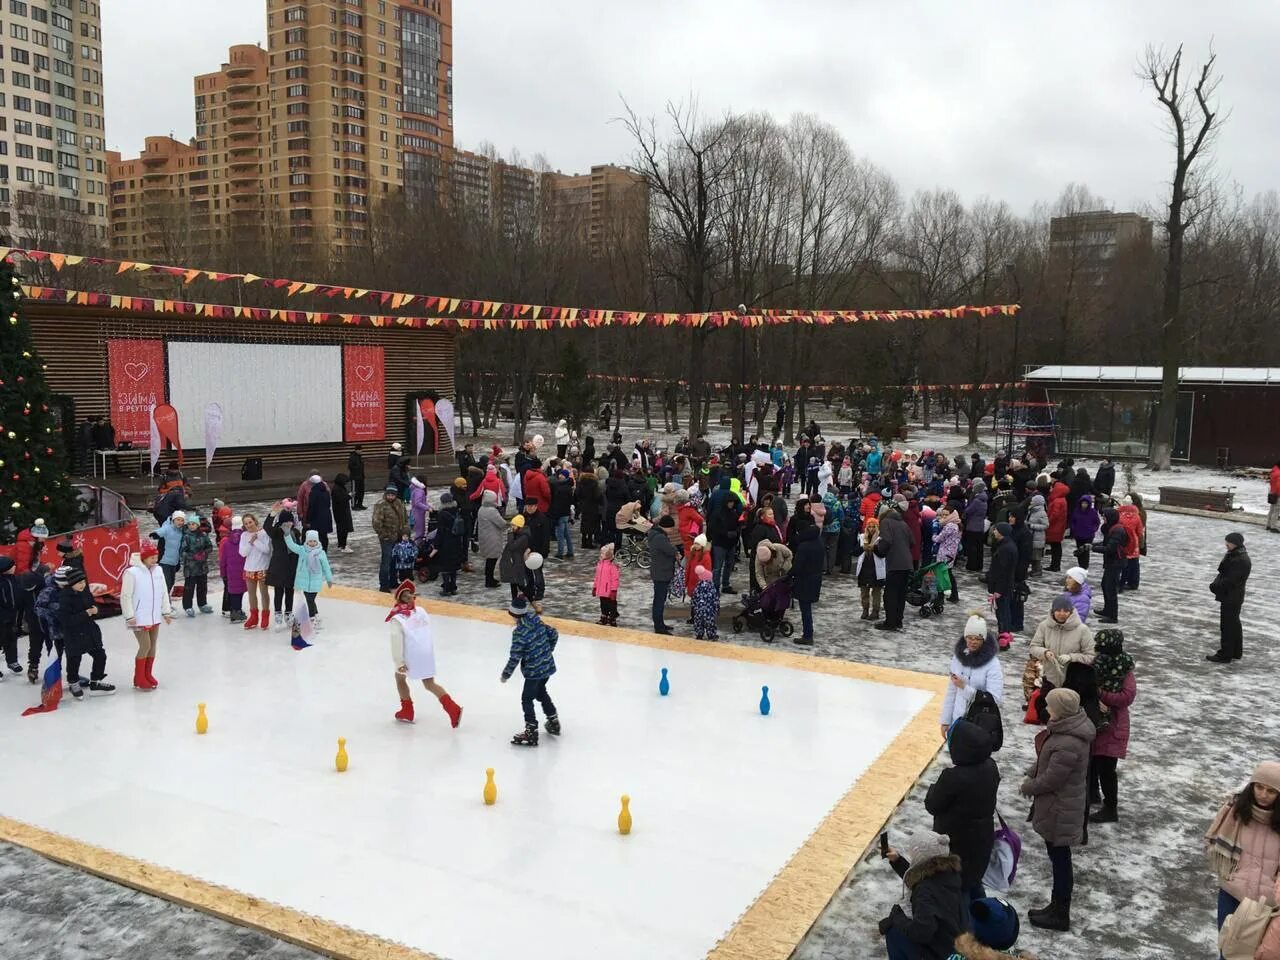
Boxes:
[97,544,131,584]
[355,365,375,382]
[124,362,150,382]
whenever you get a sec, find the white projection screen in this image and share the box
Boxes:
[166,341,343,448]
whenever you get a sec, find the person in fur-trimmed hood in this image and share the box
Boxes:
[879,832,969,959]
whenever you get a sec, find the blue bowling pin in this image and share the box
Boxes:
[659,667,670,697]
[759,685,771,716]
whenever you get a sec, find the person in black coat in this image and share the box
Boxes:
[331,474,355,551]
[1208,531,1252,662]
[456,442,475,479]
[603,470,631,549]
[1094,458,1115,498]
[987,523,1017,639]
[304,477,334,551]
[264,511,302,623]
[574,471,602,549]
[1096,507,1127,623]
[925,718,1000,901]
[548,472,575,560]
[522,503,552,601]
[1008,505,1033,632]
[389,457,411,502]
[879,834,969,960]
[791,525,824,646]
[707,494,743,595]
[57,570,113,695]
[1067,467,1094,514]
[430,493,465,596]
[347,445,366,509]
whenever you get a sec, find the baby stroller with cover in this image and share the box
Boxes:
[907,560,952,617]
[731,575,795,642]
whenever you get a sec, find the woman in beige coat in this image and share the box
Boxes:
[1029,595,1094,690]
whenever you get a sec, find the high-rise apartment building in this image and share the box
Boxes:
[107,136,199,261]
[264,0,454,251]
[0,0,109,247]
[449,148,537,237]
[542,165,647,257]
[1048,210,1153,286]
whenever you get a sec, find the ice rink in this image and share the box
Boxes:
[0,589,940,960]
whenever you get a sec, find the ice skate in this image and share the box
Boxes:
[88,680,116,696]
[394,699,415,723]
[544,715,561,736]
[244,610,260,630]
[6,661,21,673]
[511,723,539,747]
[27,664,38,684]
[440,695,463,728]
[185,608,195,618]
[68,681,83,700]
[199,605,213,614]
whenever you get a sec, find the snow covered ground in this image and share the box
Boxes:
[4,415,1277,959]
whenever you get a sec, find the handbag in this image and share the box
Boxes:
[981,812,1022,893]
[1219,897,1278,960]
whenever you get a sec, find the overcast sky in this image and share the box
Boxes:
[103,1,1274,215]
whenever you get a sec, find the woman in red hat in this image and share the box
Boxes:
[120,539,173,690]
[387,580,462,727]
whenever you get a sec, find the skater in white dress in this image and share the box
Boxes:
[388,580,462,727]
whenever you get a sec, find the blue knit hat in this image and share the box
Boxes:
[509,596,529,617]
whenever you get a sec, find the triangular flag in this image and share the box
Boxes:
[287,282,304,296]
[243,273,261,283]
[48,253,66,270]
[184,269,201,284]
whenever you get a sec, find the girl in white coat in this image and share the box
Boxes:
[387,580,463,728]
[120,540,173,691]
[940,614,1005,738]
[237,512,273,630]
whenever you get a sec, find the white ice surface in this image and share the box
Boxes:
[0,595,933,960]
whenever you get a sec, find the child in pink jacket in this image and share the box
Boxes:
[593,543,620,626]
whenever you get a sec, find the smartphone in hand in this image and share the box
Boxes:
[879,832,890,858]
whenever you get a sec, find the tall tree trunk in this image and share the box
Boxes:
[641,388,652,431]
[687,329,707,439]
[922,391,932,431]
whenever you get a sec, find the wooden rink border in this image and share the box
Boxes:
[1,587,947,960]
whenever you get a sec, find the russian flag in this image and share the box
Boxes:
[22,659,63,717]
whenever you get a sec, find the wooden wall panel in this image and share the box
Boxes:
[26,302,456,470]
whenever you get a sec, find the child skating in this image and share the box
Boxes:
[592,543,620,626]
[387,580,462,727]
[690,564,720,640]
[57,569,115,699]
[500,595,560,746]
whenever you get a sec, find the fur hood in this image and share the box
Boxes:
[903,853,962,889]
[953,632,998,668]
[952,932,1036,960]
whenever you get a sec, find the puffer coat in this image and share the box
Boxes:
[926,719,1000,893]
[1093,671,1136,760]
[1021,709,1096,847]
[476,491,508,561]
[1029,609,1094,688]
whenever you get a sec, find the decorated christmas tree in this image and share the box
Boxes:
[0,256,79,540]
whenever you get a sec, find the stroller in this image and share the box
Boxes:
[731,575,795,643]
[907,560,952,618]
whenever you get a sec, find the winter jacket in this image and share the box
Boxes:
[499,530,530,585]
[940,633,1004,727]
[346,449,364,481]
[932,514,961,563]
[470,466,506,504]
[1094,462,1115,496]
[1027,497,1049,551]
[57,585,101,651]
[926,719,1000,893]
[279,536,334,593]
[707,498,742,550]
[963,491,988,534]
[753,541,793,589]
[821,492,843,535]
[865,450,883,475]
[592,558,620,599]
[1068,496,1099,541]
[501,613,559,681]
[1211,547,1251,606]
[431,506,466,572]
[1116,504,1143,559]
[264,515,302,589]
[1029,609,1094,688]
[875,509,915,573]
[34,574,62,646]
[574,475,602,528]
[646,524,679,582]
[882,853,969,960]
[331,477,354,535]
[179,529,214,577]
[1009,518,1033,582]
[476,492,507,560]
[152,518,184,566]
[791,526,824,605]
[1021,708,1096,847]
[1046,482,1070,543]
[1253,872,1280,959]
[238,528,272,575]
[410,480,430,540]
[1066,582,1092,624]
[219,531,247,595]
[548,476,574,521]
[985,534,1017,598]
[523,510,551,557]
[904,500,924,564]
[1214,800,1280,905]
[1098,521,1127,571]
[522,469,551,512]
[371,497,410,543]
[120,559,172,627]
[304,480,333,535]
[685,544,713,596]
[1093,671,1136,759]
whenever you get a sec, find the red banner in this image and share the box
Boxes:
[152,403,182,467]
[343,345,385,441]
[106,339,166,444]
[0,522,140,598]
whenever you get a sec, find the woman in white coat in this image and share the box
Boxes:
[940,614,1005,738]
[387,580,463,728]
[237,512,273,630]
[120,540,173,691]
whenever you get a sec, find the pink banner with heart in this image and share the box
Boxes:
[343,345,385,442]
[107,339,166,444]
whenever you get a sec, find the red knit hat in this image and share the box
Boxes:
[139,540,159,560]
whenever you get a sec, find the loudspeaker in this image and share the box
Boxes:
[241,457,263,481]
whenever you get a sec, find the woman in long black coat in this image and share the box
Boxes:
[304,478,334,550]
[791,524,824,646]
[574,471,603,549]
[925,717,1000,900]
[264,510,302,624]
[331,474,355,552]
[430,493,466,596]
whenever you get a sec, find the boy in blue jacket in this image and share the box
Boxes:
[500,595,560,746]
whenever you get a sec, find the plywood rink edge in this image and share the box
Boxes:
[3,588,946,960]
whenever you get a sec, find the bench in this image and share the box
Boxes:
[1158,486,1235,513]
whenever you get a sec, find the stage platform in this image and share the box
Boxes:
[0,587,945,960]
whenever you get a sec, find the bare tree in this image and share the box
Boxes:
[1142,44,1225,470]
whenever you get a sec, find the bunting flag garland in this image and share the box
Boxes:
[1,246,1020,329]
[464,370,1024,395]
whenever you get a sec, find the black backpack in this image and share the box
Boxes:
[965,689,1004,752]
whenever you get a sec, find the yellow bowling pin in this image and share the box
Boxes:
[618,794,632,835]
[483,768,497,806]
[195,703,208,735]
[335,737,349,773]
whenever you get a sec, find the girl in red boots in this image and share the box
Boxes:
[387,580,462,727]
[120,540,173,690]
[237,512,272,630]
